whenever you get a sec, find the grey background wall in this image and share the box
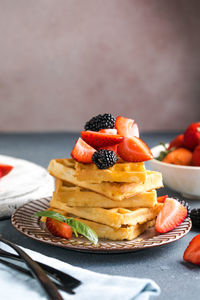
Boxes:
[0,0,199,132]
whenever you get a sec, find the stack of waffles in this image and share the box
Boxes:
[47,158,164,241]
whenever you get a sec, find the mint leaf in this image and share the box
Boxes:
[34,210,98,245]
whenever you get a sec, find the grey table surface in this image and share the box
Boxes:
[0,131,199,300]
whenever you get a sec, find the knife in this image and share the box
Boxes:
[0,236,64,300]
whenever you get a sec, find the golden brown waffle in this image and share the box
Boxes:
[48,159,163,200]
[48,203,162,229]
[42,207,155,241]
[51,186,157,208]
[76,218,155,240]
[75,161,146,183]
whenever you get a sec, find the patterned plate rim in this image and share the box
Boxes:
[11,197,192,253]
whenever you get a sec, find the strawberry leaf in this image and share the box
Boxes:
[34,210,98,245]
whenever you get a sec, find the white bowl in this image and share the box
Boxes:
[149,144,200,199]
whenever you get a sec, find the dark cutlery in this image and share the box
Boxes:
[0,257,74,294]
[0,248,81,290]
[0,236,63,300]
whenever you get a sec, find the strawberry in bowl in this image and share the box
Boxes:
[149,122,200,199]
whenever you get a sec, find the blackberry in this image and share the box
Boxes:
[190,209,200,228]
[84,114,116,131]
[175,198,191,217]
[92,149,118,169]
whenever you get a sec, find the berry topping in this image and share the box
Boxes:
[192,145,200,166]
[184,122,200,151]
[71,138,96,163]
[84,114,116,132]
[98,144,118,154]
[92,149,118,169]
[0,164,13,178]
[117,136,153,162]
[81,131,123,148]
[115,116,139,138]
[183,234,200,265]
[98,130,118,154]
[190,209,200,228]
[99,128,117,135]
[155,198,187,233]
[167,134,184,150]
[46,217,72,239]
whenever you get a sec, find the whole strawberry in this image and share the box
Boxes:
[167,134,184,150]
[184,122,200,151]
[183,234,200,265]
[192,145,200,166]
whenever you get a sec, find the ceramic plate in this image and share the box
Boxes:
[11,197,192,253]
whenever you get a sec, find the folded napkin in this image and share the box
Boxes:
[0,244,160,300]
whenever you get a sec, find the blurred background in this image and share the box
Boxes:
[0,0,199,133]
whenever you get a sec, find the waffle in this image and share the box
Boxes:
[76,218,155,240]
[48,159,163,200]
[51,185,157,208]
[48,203,162,229]
[42,207,155,241]
[75,161,146,183]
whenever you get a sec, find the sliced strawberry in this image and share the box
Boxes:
[157,195,168,203]
[98,129,118,153]
[183,234,200,265]
[0,164,13,178]
[71,138,95,163]
[81,131,123,148]
[115,116,139,138]
[184,122,200,150]
[99,129,117,135]
[155,198,187,233]
[168,134,184,150]
[46,217,72,239]
[98,145,118,154]
[192,145,200,166]
[117,136,153,162]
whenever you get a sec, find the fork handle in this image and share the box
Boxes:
[0,258,74,294]
[0,237,64,300]
[0,248,81,289]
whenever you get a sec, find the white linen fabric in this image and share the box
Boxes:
[0,244,160,300]
[0,155,54,218]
